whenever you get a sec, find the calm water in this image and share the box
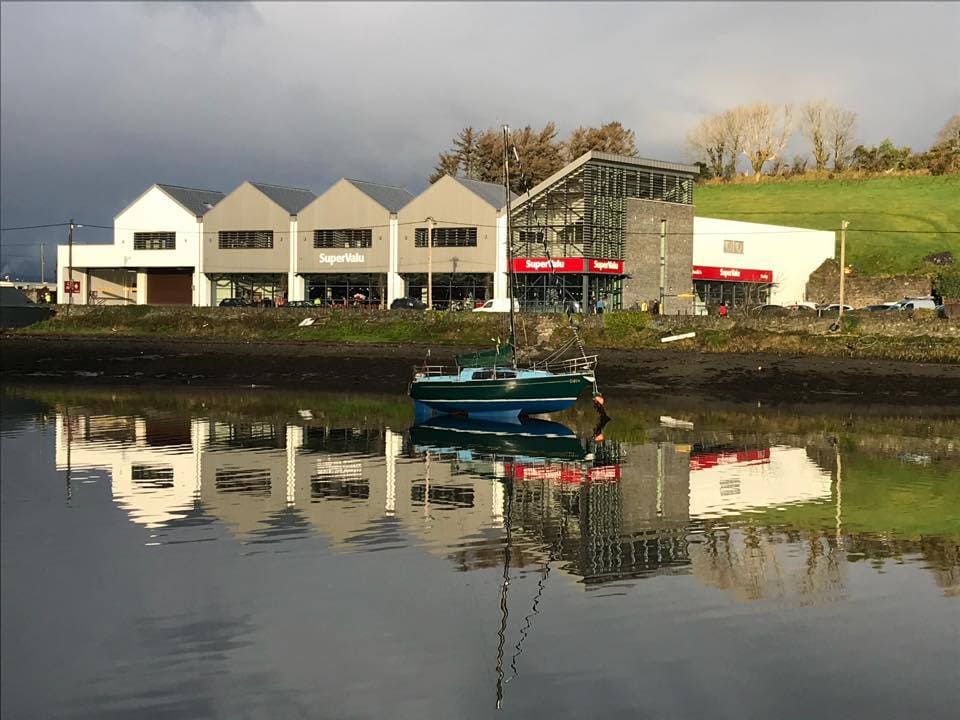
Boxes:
[2,388,958,720]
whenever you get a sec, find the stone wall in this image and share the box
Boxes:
[623,199,694,314]
[806,259,930,307]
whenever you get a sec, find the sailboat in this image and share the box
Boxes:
[409,125,603,421]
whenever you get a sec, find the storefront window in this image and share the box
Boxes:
[694,280,770,313]
[402,273,491,309]
[209,274,287,306]
[304,274,386,307]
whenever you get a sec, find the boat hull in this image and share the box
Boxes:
[410,373,592,419]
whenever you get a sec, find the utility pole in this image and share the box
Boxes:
[658,217,667,315]
[40,243,45,285]
[838,219,849,323]
[426,216,435,310]
[68,219,75,309]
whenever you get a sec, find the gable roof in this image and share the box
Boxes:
[451,176,517,210]
[156,184,225,217]
[249,182,316,214]
[344,179,414,213]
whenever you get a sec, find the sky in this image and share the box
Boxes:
[2,0,958,279]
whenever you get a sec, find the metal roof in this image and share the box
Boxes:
[452,176,518,210]
[513,150,699,210]
[249,182,316,214]
[345,179,414,213]
[156,184,225,217]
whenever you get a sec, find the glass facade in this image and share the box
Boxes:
[402,273,492,310]
[304,273,386,307]
[209,273,288,306]
[511,157,696,313]
[693,280,770,314]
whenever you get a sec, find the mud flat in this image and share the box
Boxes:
[3,334,959,410]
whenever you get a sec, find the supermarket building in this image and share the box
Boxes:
[58,152,834,310]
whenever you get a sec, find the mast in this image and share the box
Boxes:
[502,124,517,368]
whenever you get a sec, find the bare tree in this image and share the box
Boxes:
[826,107,857,171]
[935,113,960,146]
[686,108,744,180]
[740,103,793,181]
[801,100,830,171]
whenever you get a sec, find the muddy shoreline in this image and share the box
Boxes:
[4,334,959,412]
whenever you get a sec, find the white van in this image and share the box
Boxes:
[473,298,520,313]
[894,297,938,311]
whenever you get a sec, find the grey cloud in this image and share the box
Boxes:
[2,1,958,278]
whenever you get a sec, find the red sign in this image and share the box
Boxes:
[513,258,624,274]
[63,280,80,294]
[692,265,773,284]
[689,448,770,472]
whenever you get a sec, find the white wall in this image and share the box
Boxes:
[114,186,202,269]
[693,217,835,305]
[57,186,204,305]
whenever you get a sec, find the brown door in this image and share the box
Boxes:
[147,272,192,305]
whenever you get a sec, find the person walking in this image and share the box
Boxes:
[718,301,729,318]
[595,296,606,315]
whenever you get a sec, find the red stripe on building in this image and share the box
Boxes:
[512,258,624,274]
[692,266,773,283]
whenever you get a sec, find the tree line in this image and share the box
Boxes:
[687,102,959,181]
[429,122,638,190]
[429,110,958,189]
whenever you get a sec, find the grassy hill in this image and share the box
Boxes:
[694,175,960,276]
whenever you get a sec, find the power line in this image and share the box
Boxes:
[0,222,71,232]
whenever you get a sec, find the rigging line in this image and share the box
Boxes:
[494,473,514,711]
[506,547,553,682]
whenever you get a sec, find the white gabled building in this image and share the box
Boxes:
[57,183,224,306]
[692,217,836,310]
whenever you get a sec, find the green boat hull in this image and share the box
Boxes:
[409,373,593,418]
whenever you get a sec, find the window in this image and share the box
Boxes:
[724,239,744,254]
[415,227,478,247]
[218,230,273,249]
[314,229,372,248]
[133,232,175,250]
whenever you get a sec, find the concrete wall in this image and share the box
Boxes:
[396,176,501,276]
[623,198,694,313]
[296,180,392,274]
[694,217,835,305]
[202,182,294,273]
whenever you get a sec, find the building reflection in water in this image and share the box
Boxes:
[54,411,955,603]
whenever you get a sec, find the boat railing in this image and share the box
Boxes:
[530,355,598,374]
[414,364,454,378]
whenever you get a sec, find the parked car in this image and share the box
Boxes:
[390,297,427,310]
[785,303,817,315]
[818,304,853,316]
[893,297,938,311]
[473,298,520,313]
[861,303,898,312]
[283,300,314,308]
[219,298,250,307]
[751,304,788,317]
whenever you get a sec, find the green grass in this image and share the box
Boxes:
[695,175,960,276]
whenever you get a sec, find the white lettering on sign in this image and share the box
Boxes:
[719,268,741,278]
[592,260,620,271]
[525,259,565,271]
[318,252,365,265]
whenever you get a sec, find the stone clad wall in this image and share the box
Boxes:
[806,260,930,307]
[623,199,694,313]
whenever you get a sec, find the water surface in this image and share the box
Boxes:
[2,388,958,719]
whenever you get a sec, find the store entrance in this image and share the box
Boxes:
[305,274,386,307]
[513,273,623,312]
[694,279,770,314]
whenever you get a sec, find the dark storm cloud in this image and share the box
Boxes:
[2,1,958,277]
